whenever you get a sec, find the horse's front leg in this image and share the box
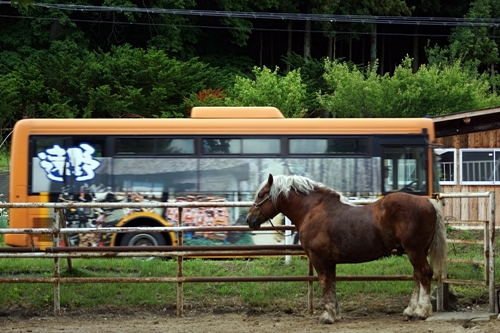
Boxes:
[315,262,340,324]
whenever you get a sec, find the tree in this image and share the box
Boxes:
[358,1,411,69]
[11,0,33,9]
[448,0,500,91]
[225,66,307,117]
[282,52,327,116]
[405,0,469,72]
[0,44,231,124]
[318,56,500,118]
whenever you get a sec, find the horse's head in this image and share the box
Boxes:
[246,174,280,230]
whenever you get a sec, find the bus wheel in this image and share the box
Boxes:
[120,231,167,247]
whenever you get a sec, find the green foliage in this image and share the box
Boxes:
[184,89,227,109]
[281,53,328,117]
[318,56,500,118]
[391,58,499,116]
[213,0,279,47]
[225,66,307,118]
[318,60,387,117]
[0,147,9,173]
[11,0,34,10]
[0,72,23,127]
[0,206,7,243]
[448,0,500,68]
[0,45,230,124]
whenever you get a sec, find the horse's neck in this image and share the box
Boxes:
[277,191,309,229]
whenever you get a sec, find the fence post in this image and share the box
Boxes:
[176,207,184,317]
[53,208,61,316]
[285,216,292,264]
[57,209,73,273]
[488,192,496,313]
[433,197,444,312]
[308,260,314,315]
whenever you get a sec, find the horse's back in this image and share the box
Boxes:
[377,192,436,219]
[375,192,437,245]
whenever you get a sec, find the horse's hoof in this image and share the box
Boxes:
[403,314,425,321]
[412,306,430,320]
[318,312,335,324]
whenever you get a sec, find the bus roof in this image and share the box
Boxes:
[190,106,284,118]
[12,117,435,138]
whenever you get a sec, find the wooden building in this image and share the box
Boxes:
[432,107,500,227]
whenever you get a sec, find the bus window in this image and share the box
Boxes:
[383,147,427,193]
[242,139,280,154]
[289,139,327,154]
[203,139,241,154]
[157,138,194,154]
[203,138,280,154]
[289,138,368,155]
[116,138,155,155]
[31,136,105,188]
[325,138,368,154]
[72,137,105,157]
[34,137,66,153]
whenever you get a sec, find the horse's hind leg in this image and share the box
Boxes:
[314,262,340,324]
[404,280,420,319]
[404,252,433,320]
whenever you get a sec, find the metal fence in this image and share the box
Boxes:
[0,195,496,315]
[435,191,497,314]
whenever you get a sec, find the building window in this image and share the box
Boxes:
[460,149,500,184]
[435,148,457,185]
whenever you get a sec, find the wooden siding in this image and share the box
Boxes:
[436,129,498,227]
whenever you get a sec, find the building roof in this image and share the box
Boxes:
[431,106,500,137]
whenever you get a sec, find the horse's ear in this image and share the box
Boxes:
[268,174,274,186]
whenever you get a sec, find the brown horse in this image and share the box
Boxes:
[246,174,447,324]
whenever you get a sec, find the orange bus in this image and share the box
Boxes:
[6,107,439,249]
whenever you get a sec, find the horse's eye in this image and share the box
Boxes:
[257,193,263,199]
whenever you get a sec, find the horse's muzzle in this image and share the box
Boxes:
[246,217,261,230]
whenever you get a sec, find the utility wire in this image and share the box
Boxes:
[3,2,500,28]
[3,14,494,39]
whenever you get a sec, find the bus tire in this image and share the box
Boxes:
[120,231,167,247]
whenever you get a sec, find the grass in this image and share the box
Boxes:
[0,229,498,312]
[0,256,413,309]
[0,206,7,244]
[0,147,8,172]
[0,204,498,313]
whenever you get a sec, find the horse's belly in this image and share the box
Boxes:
[333,246,391,263]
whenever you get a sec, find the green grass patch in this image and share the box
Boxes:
[0,147,9,172]
[0,229,498,311]
[0,207,8,245]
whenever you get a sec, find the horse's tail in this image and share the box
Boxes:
[428,199,447,275]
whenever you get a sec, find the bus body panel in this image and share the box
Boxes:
[6,110,437,249]
[11,117,435,136]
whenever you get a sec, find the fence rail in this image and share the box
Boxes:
[435,191,496,313]
[0,193,497,315]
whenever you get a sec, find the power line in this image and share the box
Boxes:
[3,2,500,28]
[4,13,500,40]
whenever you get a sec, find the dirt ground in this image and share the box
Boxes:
[1,304,499,333]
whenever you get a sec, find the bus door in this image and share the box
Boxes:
[375,135,429,195]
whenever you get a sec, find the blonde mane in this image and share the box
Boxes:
[258,175,355,206]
